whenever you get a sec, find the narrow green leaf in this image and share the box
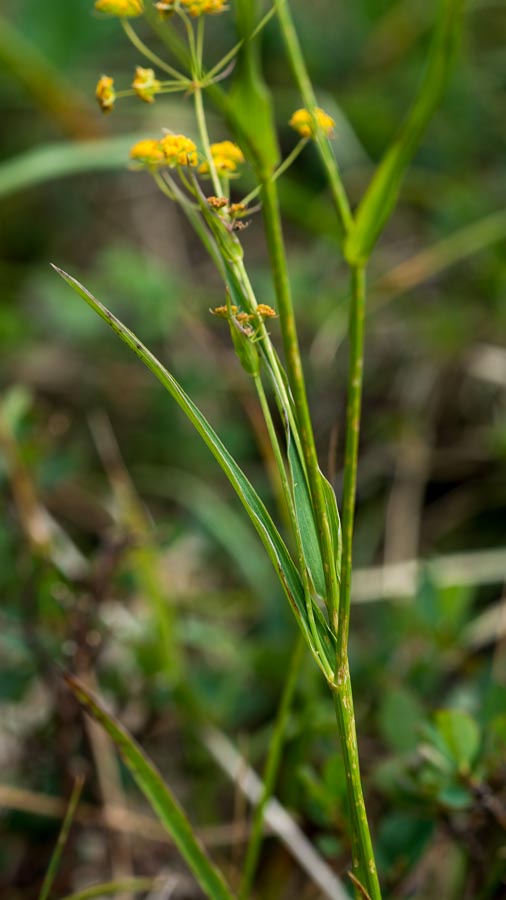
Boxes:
[65,675,236,900]
[321,474,341,582]
[287,435,326,598]
[345,0,464,263]
[52,267,335,671]
[59,878,157,900]
[39,775,84,900]
[435,709,481,774]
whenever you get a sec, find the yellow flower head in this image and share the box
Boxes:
[256,304,277,319]
[132,67,161,104]
[289,107,335,139]
[95,75,116,113]
[159,134,198,167]
[211,304,238,318]
[129,139,165,168]
[199,140,245,177]
[207,196,228,210]
[95,0,144,16]
[181,0,228,17]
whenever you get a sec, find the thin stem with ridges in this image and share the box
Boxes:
[260,175,340,633]
[337,264,366,665]
[333,663,381,899]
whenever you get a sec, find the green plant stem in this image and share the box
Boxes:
[273,0,353,238]
[260,176,340,632]
[194,86,222,198]
[253,374,331,676]
[239,633,304,900]
[39,775,84,900]
[337,265,366,665]
[121,19,187,81]
[333,665,380,900]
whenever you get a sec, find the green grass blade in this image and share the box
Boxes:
[321,474,342,583]
[51,267,332,667]
[345,0,465,264]
[287,434,326,598]
[65,676,236,900]
[58,878,157,900]
[39,775,84,900]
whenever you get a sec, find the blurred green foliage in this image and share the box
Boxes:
[0,0,505,897]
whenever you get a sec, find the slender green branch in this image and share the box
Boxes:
[241,138,308,207]
[121,19,187,81]
[194,87,222,198]
[333,664,381,900]
[273,0,353,237]
[337,265,365,665]
[260,176,340,632]
[254,373,332,676]
[239,633,304,899]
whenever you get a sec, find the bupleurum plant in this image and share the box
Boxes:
[54,1,464,898]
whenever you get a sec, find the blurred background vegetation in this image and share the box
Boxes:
[0,0,505,897]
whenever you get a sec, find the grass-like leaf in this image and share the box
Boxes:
[65,675,236,900]
[345,0,464,263]
[39,774,84,900]
[52,266,335,671]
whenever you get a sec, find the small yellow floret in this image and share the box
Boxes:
[211,305,238,318]
[181,0,228,17]
[256,304,277,319]
[132,67,161,104]
[129,139,165,168]
[207,196,228,209]
[289,107,335,139]
[199,140,245,177]
[95,0,144,16]
[96,75,116,113]
[159,134,198,167]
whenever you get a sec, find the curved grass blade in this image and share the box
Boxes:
[39,774,84,900]
[65,675,236,900]
[345,0,464,263]
[59,878,157,900]
[52,266,334,671]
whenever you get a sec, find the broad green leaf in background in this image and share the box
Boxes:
[65,676,236,900]
[52,266,336,674]
[345,0,465,263]
[434,709,481,775]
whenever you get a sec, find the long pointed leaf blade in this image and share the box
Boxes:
[287,436,326,598]
[52,267,334,670]
[65,675,236,900]
[345,0,464,263]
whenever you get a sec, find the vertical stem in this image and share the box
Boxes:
[273,0,353,237]
[334,264,380,898]
[333,665,381,900]
[337,265,366,664]
[260,176,340,631]
[239,633,304,900]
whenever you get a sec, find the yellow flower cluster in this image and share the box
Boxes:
[155,0,227,16]
[129,135,198,168]
[96,75,116,113]
[132,67,161,103]
[200,141,245,177]
[289,107,335,139]
[210,304,276,321]
[95,0,144,16]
